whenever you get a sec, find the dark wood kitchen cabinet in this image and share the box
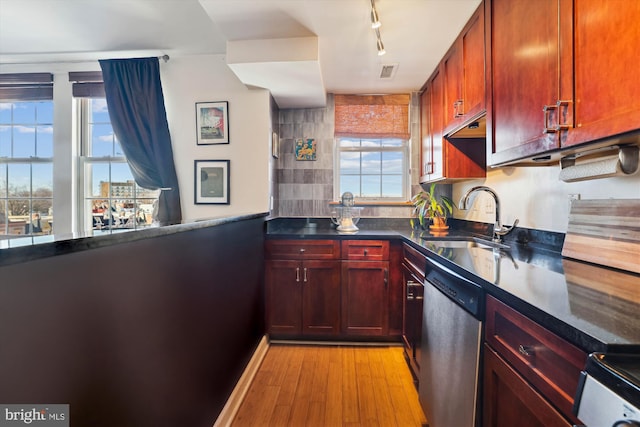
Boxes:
[265,239,401,340]
[564,0,640,148]
[483,344,572,427]
[487,0,572,165]
[401,243,427,387]
[488,0,640,165]
[443,2,486,134]
[266,259,341,336]
[420,69,485,184]
[341,240,390,336]
[484,295,586,425]
[265,240,341,337]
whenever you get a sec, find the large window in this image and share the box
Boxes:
[79,98,158,233]
[0,100,54,236]
[336,137,408,200]
[334,94,411,201]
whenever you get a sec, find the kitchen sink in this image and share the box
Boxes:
[420,236,510,250]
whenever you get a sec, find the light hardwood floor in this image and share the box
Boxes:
[230,343,427,427]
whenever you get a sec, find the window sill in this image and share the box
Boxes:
[329,201,413,207]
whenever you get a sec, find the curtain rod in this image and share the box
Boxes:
[0,54,170,66]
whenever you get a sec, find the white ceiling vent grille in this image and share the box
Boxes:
[379,63,398,79]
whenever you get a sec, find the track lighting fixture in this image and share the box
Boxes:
[370,0,386,55]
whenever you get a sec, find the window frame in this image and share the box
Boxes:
[77,97,157,234]
[334,136,410,202]
[0,99,54,236]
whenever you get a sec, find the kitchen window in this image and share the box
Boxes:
[334,94,411,202]
[0,73,54,236]
[335,136,408,200]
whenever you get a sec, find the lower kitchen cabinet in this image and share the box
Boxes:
[484,295,586,425]
[265,239,401,340]
[483,344,572,427]
[265,259,340,336]
[341,260,389,336]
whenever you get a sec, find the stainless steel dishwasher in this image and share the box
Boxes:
[419,256,483,427]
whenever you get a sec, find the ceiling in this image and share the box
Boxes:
[0,0,481,108]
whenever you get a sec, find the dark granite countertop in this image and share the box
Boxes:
[0,213,269,268]
[266,217,640,354]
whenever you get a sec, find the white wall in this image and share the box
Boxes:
[452,165,640,233]
[160,54,272,220]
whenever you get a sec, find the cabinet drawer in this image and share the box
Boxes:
[341,240,389,261]
[485,295,586,421]
[265,239,340,260]
[403,243,427,279]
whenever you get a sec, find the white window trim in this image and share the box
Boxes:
[333,136,410,202]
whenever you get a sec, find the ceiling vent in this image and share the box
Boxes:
[379,63,398,79]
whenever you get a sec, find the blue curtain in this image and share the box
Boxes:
[99,57,182,225]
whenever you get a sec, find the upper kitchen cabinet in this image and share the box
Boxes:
[420,2,486,184]
[488,0,640,166]
[443,3,486,135]
[565,0,640,148]
[487,0,572,165]
[419,70,486,184]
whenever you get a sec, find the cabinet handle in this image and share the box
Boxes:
[296,267,300,282]
[454,99,464,118]
[364,249,369,256]
[543,104,558,133]
[555,99,572,131]
[299,248,306,254]
[384,269,388,288]
[518,344,535,357]
[303,267,307,282]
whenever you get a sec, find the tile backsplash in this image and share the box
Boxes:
[273,93,423,218]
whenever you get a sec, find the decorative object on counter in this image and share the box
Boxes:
[330,192,362,233]
[459,185,519,243]
[295,138,316,160]
[410,183,454,233]
[562,199,640,274]
[271,131,279,158]
[194,160,230,204]
[196,101,229,145]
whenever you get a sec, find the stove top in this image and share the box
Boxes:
[574,353,640,426]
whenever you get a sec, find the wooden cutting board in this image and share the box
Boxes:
[562,199,640,274]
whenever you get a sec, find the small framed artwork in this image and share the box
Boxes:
[196,101,229,145]
[272,131,279,158]
[295,138,316,161]
[194,160,230,204]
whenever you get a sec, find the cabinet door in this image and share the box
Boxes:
[488,0,572,165]
[429,69,445,181]
[301,260,341,336]
[565,0,640,147]
[483,345,572,427]
[444,3,485,134]
[265,260,302,335]
[341,261,389,336]
[420,85,433,181]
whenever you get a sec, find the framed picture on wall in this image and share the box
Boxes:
[196,101,229,145]
[272,131,279,158]
[194,160,230,204]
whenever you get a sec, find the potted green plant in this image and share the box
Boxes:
[410,183,454,229]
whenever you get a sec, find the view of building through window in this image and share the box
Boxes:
[0,100,54,236]
[336,137,408,200]
[82,98,158,233]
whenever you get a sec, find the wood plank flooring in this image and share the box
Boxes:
[230,344,427,427]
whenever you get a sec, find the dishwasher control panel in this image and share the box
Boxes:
[425,257,483,319]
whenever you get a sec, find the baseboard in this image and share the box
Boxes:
[212,335,270,427]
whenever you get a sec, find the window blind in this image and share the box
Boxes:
[334,94,410,139]
[0,73,53,101]
[69,71,105,98]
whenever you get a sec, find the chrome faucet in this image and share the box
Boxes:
[458,186,519,243]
